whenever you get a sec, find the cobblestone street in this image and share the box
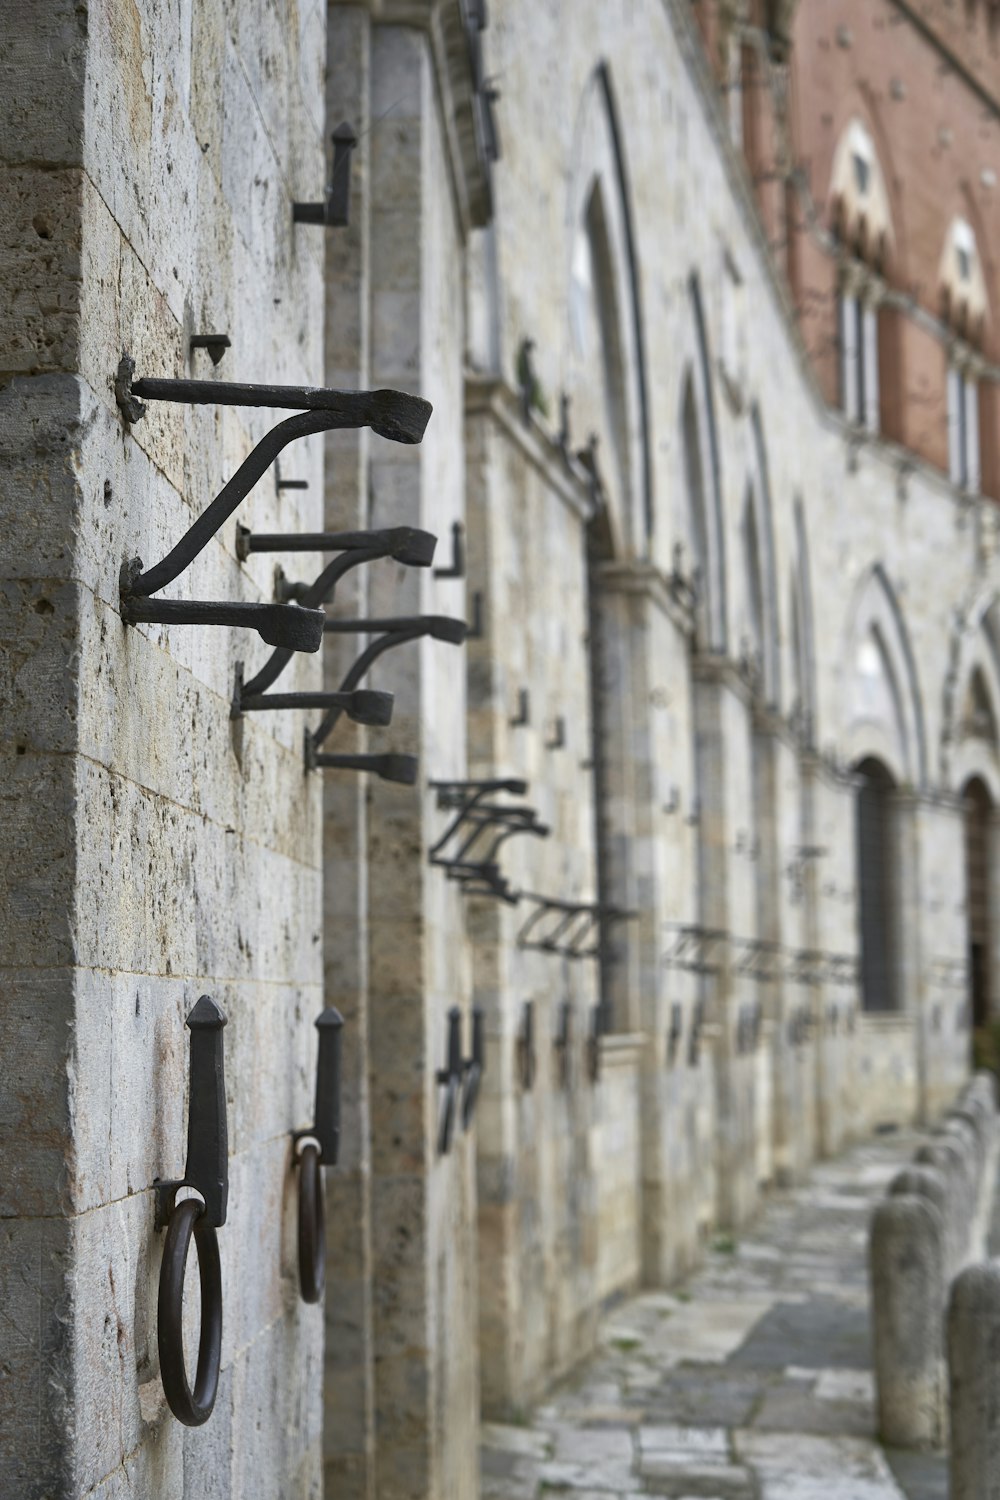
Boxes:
[480,1131,949,1500]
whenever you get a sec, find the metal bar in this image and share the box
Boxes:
[311,1008,343,1165]
[242,525,436,564]
[313,752,418,785]
[240,689,393,725]
[122,596,324,652]
[310,618,467,748]
[125,368,431,443]
[182,996,229,1229]
[293,122,357,227]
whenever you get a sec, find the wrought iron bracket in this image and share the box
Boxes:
[232,528,437,707]
[517,893,635,961]
[292,122,357,228]
[113,357,430,598]
[120,578,325,653]
[306,614,467,754]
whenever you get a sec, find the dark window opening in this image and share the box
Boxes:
[855,757,898,1012]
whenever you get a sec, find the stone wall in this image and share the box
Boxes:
[1,1,327,1494]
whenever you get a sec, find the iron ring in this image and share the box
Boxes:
[297,1142,326,1304]
[157,1196,223,1426]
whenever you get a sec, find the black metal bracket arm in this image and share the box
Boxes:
[517,893,635,961]
[306,614,467,752]
[437,1007,464,1156]
[428,778,546,903]
[231,527,437,707]
[114,357,431,598]
[308,748,419,785]
[292,1008,344,1305]
[189,334,231,366]
[292,122,357,227]
[461,1008,485,1131]
[517,1000,536,1090]
[120,584,325,653]
[155,996,228,1428]
[236,685,394,726]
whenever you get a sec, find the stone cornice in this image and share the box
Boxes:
[594,560,695,637]
[464,373,597,522]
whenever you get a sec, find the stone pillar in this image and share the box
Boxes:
[948,1261,1000,1500]
[322,9,377,1498]
[870,1195,947,1447]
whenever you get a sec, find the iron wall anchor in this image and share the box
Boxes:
[554,1001,572,1090]
[307,615,467,752]
[120,584,325,653]
[437,1007,464,1155]
[292,1008,344,1305]
[516,1000,536,1090]
[189,334,231,366]
[586,1005,602,1084]
[155,996,228,1428]
[292,122,357,227]
[462,1008,485,1130]
[232,528,438,707]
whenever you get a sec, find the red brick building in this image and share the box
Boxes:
[693,0,1000,496]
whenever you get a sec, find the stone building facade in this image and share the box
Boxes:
[3,1,1000,1498]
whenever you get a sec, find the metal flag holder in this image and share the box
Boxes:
[291,1009,344,1305]
[155,997,228,1428]
[429,779,550,902]
[230,523,437,717]
[304,615,468,781]
[114,356,430,651]
[516,892,635,961]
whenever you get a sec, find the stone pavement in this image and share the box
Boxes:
[480,1131,949,1499]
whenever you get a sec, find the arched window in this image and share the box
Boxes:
[855,757,898,1012]
[963,776,993,1027]
[830,120,892,433]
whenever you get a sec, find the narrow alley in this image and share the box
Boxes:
[480,1131,948,1500]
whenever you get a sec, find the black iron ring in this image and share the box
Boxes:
[297,1142,326,1304]
[157,1197,223,1426]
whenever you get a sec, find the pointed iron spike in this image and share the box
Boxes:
[312,1007,344,1164]
[184,995,229,1227]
